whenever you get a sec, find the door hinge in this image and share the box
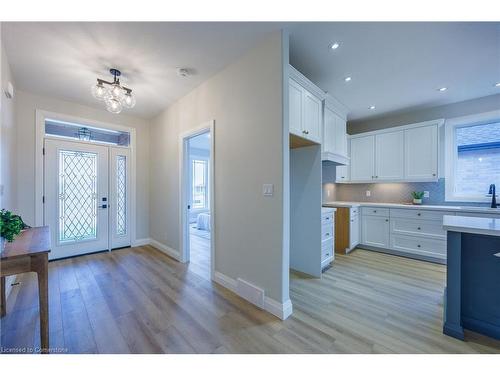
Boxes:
[42,196,45,204]
[42,147,45,155]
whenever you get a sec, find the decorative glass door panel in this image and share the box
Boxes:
[110,148,131,249]
[58,150,98,243]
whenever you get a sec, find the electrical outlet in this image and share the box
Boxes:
[424,191,430,198]
[262,184,274,196]
[366,190,371,197]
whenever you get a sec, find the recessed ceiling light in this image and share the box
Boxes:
[369,105,376,110]
[495,82,500,87]
[330,42,340,50]
[437,87,447,92]
[344,76,352,82]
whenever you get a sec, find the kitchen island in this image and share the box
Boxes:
[443,215,500,341]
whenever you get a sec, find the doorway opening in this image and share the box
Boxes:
[39,114,134,260]
[180,121,214,281]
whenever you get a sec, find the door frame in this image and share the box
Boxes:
[34,110,138,246]
[179,120,215,280]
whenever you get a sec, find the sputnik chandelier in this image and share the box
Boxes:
[91,68,136,114]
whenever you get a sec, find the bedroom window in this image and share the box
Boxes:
[192,159,208,209]
[445,112,500,202]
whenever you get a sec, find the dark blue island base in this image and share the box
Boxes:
[444,231,500,341]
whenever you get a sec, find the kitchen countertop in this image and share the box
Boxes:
[443,215,500,237]
[322,201,500,214]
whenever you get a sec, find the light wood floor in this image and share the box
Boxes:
[1,240,499,353]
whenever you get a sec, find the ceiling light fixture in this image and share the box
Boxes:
[91,68,136,114]
[330,42,340,50]
[495,82,500,87]
[437,87,448,92]
[369,105,376,110]
[344,76,352,82]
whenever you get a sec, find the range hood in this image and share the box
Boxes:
[321,151,350,165]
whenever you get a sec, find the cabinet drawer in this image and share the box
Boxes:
[390,234,446,259]
[390,208,454,221]
[361,207,390,217]
[322,223,334,241]
[322,238,334,260]
[390,218,446,239]
[321,212,334,225]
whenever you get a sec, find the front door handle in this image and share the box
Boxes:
[98,204,107,209]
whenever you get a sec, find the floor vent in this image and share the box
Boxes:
[236,278,265,308]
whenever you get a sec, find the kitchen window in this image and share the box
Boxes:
[445,111,500,202]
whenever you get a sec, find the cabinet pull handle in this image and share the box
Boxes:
[375,176,378,178]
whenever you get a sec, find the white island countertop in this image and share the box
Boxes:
[322,201,500,214]
[443,215,500,237]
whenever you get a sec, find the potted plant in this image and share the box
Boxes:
[411,191,425,205]
[0,209,25,250]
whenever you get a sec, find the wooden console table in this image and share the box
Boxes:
[1,226,51,353]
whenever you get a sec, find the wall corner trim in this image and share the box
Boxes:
[214,271,293,320]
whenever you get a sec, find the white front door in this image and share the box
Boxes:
[44,139,110,259]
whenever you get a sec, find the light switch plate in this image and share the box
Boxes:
[263,184,274,196]
[366,190,371,197]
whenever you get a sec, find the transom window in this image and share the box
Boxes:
[445,113,500,202]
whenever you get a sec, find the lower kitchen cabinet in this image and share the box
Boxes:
[333,206,359,254]
[361,214,390,248]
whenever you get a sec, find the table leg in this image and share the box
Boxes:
[32,254,49,353]
[1,276,6,317]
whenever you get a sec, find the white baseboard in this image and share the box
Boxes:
[214,271,292,320]
[148,238,181,261]
[132,238,151,247]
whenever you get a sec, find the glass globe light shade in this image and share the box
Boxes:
[106,97,123,114]
[110,83,125,100]
[122,92,136,108]
[91,82,109,101]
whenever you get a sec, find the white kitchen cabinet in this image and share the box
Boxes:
[288,67,324,144]
[375,131,404,180]
[404,124,438,180]
[288,78,303,137]
[349,210,360,249]
[361,214,390,248]
[335,138,351,183]
[323,106,348,158]
[303,90,322,143]
[350,135,375,181]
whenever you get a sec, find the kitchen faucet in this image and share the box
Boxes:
[488,184,498,208]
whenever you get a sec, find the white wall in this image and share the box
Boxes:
[149,31,289,305]
[14,90,150,240]
[1,32,17,212]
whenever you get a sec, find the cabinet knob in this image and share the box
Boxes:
[373,210,377,213]
[417,213,421,216]
[375,176,378,178]
[417,244,421,248]
[417,227,421,230]
[385,219,389,222]
[432,173,436,176]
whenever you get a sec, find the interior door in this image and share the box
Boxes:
[109,147,131,249]
[44,138,109,259]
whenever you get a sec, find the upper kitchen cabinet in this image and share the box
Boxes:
[404,123,439,181]
[322,95,349,165]
[347,119,443,183]
[375,130,405,180]
[288,65,325,144]
[350,135,375,181]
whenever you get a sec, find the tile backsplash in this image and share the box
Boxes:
[323,178,490,207]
